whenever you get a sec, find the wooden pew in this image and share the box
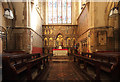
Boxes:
[73,52,120,80]
[27,55,49,80]
[93,52,120,80]
[2,53,49,81]
[74,54,101,80]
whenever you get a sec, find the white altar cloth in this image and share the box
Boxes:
[53,49,68,56]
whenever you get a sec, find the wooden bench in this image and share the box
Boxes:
[2,53,49,81]
[73,52,120,80]
[27,55,49,80]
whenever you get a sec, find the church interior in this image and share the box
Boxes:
[0,0,120,81]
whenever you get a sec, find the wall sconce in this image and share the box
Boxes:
[0,30,5,38]
[4,8,14,19]
[0,26,8,50]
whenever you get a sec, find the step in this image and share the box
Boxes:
[52,56,69,59]
[51,56,70,62]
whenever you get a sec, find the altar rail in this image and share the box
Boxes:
[73,52,120,80]
[2,53,49,81]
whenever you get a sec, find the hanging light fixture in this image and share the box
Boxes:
[113,7,119,14]
[109,7,119,16]
[109,2,119,16]
[4,8,14,19]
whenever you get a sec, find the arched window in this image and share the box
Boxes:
[48,0,71,24]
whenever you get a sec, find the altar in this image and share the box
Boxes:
[53,49,68,56]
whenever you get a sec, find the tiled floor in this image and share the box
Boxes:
[38,56,86,81]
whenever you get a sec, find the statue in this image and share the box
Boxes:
[58,46,62,49]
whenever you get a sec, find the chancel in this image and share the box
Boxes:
[0,0,120,81]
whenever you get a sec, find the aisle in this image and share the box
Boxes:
[38,56,86,81]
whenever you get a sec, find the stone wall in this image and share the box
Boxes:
[30,2,43,54]
[0,2,2,54]
[1,2,44,54]
[76,2,119,53]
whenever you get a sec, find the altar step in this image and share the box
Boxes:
[51,56,70,62]
[52,56,69,59]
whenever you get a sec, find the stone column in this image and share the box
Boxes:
[0,34,2,54]
[0,2,2,54]
[118,2,120,51]
[53,38,56,48]
[0,2,2,82]
[64,38,66,47]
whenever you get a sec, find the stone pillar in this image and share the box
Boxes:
[0,2,2,54]
[53,38,56,47]
[0,2,2,82]
[64,38,66,47]
[118,2,120,51]
[0,35,2,54]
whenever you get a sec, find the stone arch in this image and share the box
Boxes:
[44,38,48,46]
[67,38,71,47]
[49,38,53,46]
[72,38,76,46]
[56,33,63,39]
[56,33,64,46]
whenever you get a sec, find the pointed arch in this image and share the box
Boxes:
[56,33,63,39]
[44,38,48,46]
[67,38,71,46]
[49,38,53,46]
[72,38,76,46]
[56,33,64,46]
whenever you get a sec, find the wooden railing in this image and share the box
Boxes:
[2,53,49,81]
[73,52,120,80]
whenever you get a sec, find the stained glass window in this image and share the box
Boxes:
[48,0,71,24]
[53,0,57,23]
[48,0,52,24]
[62,0,67,23]
[67,0,71,23]
[58,0,62,23]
